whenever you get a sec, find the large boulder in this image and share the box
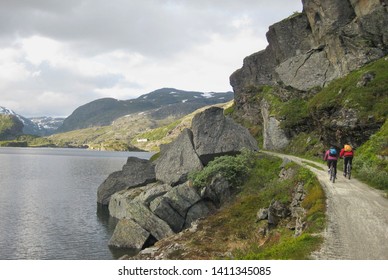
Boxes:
[97,157,156,205]
[155,128,203,186]
[108,219,151,249]
[121,201,174,241]
[191,107,258,165]
[151,182,206,232]
[109,182,171,219]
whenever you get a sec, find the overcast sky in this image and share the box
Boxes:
[0,0,302,117]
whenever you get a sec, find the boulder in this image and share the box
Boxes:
[184,201,212,229]
[191,107,258,165]
[155,128,203,186]
[97,157,156,205]
[150,196,186,233]
[268,200,290,226]
[108,219,150,249]
[150,182,206,232]
[200,173,232,208]
[123,201,174,241]
[109,182,171,219]
[260,99,290,150]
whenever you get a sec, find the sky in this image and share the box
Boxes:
[0,0,302,117]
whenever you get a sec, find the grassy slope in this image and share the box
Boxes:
[146,155,325,260]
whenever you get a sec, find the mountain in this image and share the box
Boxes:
[29,116,65,136]
[229,0,388,151]
[0,114,23,140]
[56,88,233,133]
[0,106,64,136]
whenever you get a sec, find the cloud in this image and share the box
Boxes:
[0,0,303,117]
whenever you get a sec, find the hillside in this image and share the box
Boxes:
[57,88,233,133]
[48,101,234,151]
[116,1,388,261]
[0,114,23,140]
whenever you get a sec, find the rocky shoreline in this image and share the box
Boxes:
[97,107,258,254]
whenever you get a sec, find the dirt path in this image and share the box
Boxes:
[262,151,388,260]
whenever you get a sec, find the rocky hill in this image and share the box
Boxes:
[93,0,387,260]
[229,0,388,152]
[57,88,233,133]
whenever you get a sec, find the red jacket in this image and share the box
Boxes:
[340,149,354,158]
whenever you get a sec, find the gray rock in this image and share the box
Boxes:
[201,173,232,208]
[155,128,203,186]
[268,200,290,226]
[97,157,156,205]
[261,99,290,150]
[162,182,202,217]
[184,201,211,229]
[108,219,150,249]
[150,182,205,232]
[124,201,174,241]
[150,197,186,233]
[192,107,258,165]
[108,182,171,219]
[256,208,269,221]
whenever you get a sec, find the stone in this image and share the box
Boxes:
[268,200,290,226]
[261,99,290,150]
[120,201,174,241]
[108,219,150,249]
[184,201,211,229]
[97,157,156,205]
[200,173,232,208]
[162,182,202,218]
[108,182,171,219]
[150,197,186,233]
[191,107,258,165]
[155,128,203,186]
[256,208,268,221]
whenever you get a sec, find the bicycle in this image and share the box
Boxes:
[345,161,352,180]
[329,161,336,183]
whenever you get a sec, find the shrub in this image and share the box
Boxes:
[189,149,256,188]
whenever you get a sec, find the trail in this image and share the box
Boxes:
[262,151,388,260]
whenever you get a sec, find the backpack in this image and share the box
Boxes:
[344,144,352,152]
[329,148,337,156]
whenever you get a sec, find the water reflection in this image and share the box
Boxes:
[0,147,152,260]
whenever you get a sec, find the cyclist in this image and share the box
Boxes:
[324,146,338,177]
[340,144,354,177]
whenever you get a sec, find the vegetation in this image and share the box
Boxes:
[189,149,256,188]
[353,120,388,191]
[308,56,388,123]
[0,134,54,147]
[158,154,325,259]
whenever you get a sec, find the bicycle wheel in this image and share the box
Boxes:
[347,163,351,180]
[330,164,335,183]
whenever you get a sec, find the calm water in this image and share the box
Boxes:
[0,147,152,260]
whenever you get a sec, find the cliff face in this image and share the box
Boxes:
[231,0,387,93]
[230,0,388,150]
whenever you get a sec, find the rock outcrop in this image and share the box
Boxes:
[155,128,203,186]
[103,107,258,251]
[231,0,388,93]
[97,157,156,205]
[230,0,388,150]
[155,107,258,182]
[191,107,258,165]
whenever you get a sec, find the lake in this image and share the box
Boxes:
[0,147,152,260]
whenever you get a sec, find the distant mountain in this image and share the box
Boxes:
[57,88,233,133]
[28,116,65,136]
[0,106,64,136]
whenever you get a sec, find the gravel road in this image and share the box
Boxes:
[262,151,388,260]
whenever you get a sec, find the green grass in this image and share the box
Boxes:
[353,120,388,191]
[308,56,388,123]
[169,154,326,260]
